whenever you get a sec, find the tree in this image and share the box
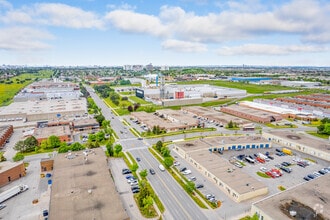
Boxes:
[227,120,234,128]
[156,141,163,152]
[58,145,70,153]
[134,103,140,111]
[24,136,38,151]
[143,196,154,214]
[95,114,105,126]
[96,131,105,142]
[102,120,110,128]
[185,181,195,194]
[163,157,173,169]
[88,134,96,142]
[127,105,133,112]
[114,144,122,156]
[106,142,114,156]
[71,142,85,151]
[161,146,170,157]
[139,169,148,179]
[13,152,24,162]
[14,140,26,153]
[130,163,139,172]
[0,152,6,162]
[47,135,61,149]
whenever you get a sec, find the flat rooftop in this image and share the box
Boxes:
[72,118,99,127]
[49,148,128,220]
[182,106,249,125]
[265,130,330,152]
[188,150,267,194]
[33,125,71,139]
[176,136,268,152]
[0,98,86,116]
[0,161,23,173]
[222,104,281,119]
[253,175,330,219]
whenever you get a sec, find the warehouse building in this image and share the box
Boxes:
[33,125,72,144]
[49,148,129,220]
[0,161,26,187]
[251,175,330,220]
[280,81,321,87]
[131,110,199,132]
[0,125,13,148]
[72,118,100,132]
[173,137,269,202]
[182,106,250,126]
[263,131,330,162]
[221,104,282,123]
[0,98,87,122]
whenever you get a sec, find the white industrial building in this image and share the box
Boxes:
[280,81,321,88]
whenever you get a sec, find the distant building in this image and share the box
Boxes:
[40,159,54,172]
[33,125,72,144]
[280,80,321,87]
[0,125,13,148]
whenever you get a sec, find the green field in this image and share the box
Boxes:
[128,96,150,104]
[0,71,52,106]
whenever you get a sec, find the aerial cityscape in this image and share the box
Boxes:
[0,1,330,220]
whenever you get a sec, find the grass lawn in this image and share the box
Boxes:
[265,123,298,129]
[119,91,134,95]
[129,96,150,104]
[306,131,329,139]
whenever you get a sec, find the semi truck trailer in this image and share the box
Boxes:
[0,184,29,204]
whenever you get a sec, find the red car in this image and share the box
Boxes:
[256,157,265,163]
[265,171,276,178]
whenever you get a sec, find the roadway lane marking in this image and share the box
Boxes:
[139,150,193,220]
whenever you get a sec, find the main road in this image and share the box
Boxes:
[85,85,209,220]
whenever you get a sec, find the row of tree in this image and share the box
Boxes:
[317,117,330,135]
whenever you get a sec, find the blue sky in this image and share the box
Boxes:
[0,0,329,66]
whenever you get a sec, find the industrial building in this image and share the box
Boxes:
[182,106,250,126]
[33,125,72,144]
[251,175,330,220]
[0,125,13,148]
[280,81,321,87]
[221,104,282,123]
[0,98,87,122]
[173,137,270,202]
[131,110,199,132]
[14,81,81,102]
[263,131,330,162]
[0,161,26,187]
[276,95,330,109]
[49,148,129,220]
[71,118,100,132]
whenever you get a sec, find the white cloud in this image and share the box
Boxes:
[0,27,54,51]
[105,10,168,37]
[162,39,207,52]
[34,3,104,29]
[217,44,328,56]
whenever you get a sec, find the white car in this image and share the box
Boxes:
[174,161,180,166]
[260,167,268,172]
[183,170,192,175]
[0,204,6,210]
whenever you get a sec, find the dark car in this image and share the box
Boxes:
[180,167,187,172]
[131,186,140,190]
[122,169,132,175]
[267,155,274,160]
[318,169,327,175]
[281,162,290,167]
[136,157,141,162]
[196,184,204,189]
[132,188,140,194]
[149,168,156,175]
[297,162,307,167]
[307,174,315,179]
[303,176,311,181]
[275,148,282,152]
[280,167,292,173]
[43,210,49,217]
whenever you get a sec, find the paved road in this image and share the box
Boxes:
[131,148,208,220]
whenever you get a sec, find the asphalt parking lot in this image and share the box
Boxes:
[220,147,330,195]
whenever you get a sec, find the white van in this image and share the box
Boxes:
[158,164,165,171]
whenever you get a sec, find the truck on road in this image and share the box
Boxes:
[0,184,29,203]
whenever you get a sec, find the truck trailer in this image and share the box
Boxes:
[0,184,29,204]
[282,148,293,155]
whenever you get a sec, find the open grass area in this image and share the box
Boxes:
[119,91,134,95]
[0,71,52,106]
[142,127,216,138]
[129,96,150,104]
[306,131,329,139]
[265,123,297,129]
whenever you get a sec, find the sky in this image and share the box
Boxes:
[0,0,329,66]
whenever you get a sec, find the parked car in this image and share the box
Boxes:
[0,204,6,210]
[303,176,311,181]
[280,167,292,173]
[188,176,197,181]
[180,167,187,172]
[182,170,192,175]
[307,174,315,179]
[267,155,274,160]
[149,168,155,175]
[318,169,328,175]
[136,157,141,162]
[260,167,268,172]
[132,188,140,194]
[122,169,132,175]
[125,175,134,179]
[196,184,204,189]
[297,162,307,168]
[234,162,243,168]
[265,171,276,178]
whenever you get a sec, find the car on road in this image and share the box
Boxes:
[149,168,156,175]
[195,184,204,189]
[136,157,141,162]
[174,161,180,166]
[137,137,143,140]
[182,170,192,175]
[159,164,165,171]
